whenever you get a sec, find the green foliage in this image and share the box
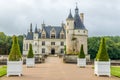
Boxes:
[8,35,22,61]
[64,45,66,54]
[0,32,23,55]
[95,38,109,61]
[0,66,7,77]
[88,36,120,60]
[111,66,120,78]
[27,44,34,58]
[78,44,85,58]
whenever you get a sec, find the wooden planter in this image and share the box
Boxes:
[94,61,110,77]
[26,58,35,67]
[77,58,86,67]
[7,60,22,77]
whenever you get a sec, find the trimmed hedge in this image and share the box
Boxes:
[8,35,22,61]
[78,44,85,58]
[95,38,109,61]
[27,44,34,58]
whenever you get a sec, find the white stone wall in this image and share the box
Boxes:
[23,38,66,55]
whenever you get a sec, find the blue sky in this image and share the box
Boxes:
[0,0,120,36]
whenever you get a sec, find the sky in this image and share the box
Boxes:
[0,0,120,36]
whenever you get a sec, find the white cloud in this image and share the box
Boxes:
[0,0,120,36]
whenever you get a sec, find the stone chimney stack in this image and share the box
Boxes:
[80,13,84,23]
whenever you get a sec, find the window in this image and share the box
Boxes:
[42,34,46,38]
[67,22,69,25]
[51,34,55,38]
[51,42,55,45]
[26,43,28,50]
[61,49,64,53]
[60,34,64,39]
[35,43,37,46]
[35,51,37,53]
[42,41,45,46]
[61,42,64,46]
[42,48,45,53]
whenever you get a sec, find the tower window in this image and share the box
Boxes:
[26,43,28,50]
[67,22,69,25]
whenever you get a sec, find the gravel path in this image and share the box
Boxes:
[0,57,119,80]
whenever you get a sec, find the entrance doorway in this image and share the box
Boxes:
[51,48,55,55]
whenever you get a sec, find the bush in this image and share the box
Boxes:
[78,44,85,58]
[8,35,22,61]
[27,44,34,58]
[95,38,109,61]
[64,45,66,54]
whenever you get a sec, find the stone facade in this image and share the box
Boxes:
[23,6,88,58]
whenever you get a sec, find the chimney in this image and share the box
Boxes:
[80,13,84,23]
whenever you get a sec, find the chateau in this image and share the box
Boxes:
[23,5,88,56]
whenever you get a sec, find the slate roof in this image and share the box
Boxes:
[26,26,65,40]
[43,26,65,38]
[74,6,86,29]
[26,32,33,40]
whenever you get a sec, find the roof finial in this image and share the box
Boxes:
[75,2,79,14]
[76,2,78,7]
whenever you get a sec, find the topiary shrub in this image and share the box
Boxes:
[78,44,85,58]
[27,44,34,58]
[8,35,22,61]
[95,38,109,61]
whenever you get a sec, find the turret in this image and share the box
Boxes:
[34,24,38,40]
[30,23,32,32]
[66,9,74,30]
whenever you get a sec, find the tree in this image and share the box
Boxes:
[95,38,109,61]
[78,44,85,58]
[8,35,22,61]
[27,44,34,58]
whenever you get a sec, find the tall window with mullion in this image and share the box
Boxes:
[42,48,45,53]
[42,41,45,46]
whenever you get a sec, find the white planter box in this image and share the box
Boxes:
[94,61,110,77]
[26,58,35,67]
[77,58,86,67]
[7,61,22,77]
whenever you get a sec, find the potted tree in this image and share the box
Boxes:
[94,38,110,77]
[7,35,22,77]
[26,44,35,67]
[77,44,86,67]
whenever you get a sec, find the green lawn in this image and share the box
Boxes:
[111,66,120,78]
[0,66,7,77]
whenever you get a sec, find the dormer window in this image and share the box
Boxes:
[42,34,46,38]
[60,34,64,39]
[50,28,56,39]
[51,34,55,38]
